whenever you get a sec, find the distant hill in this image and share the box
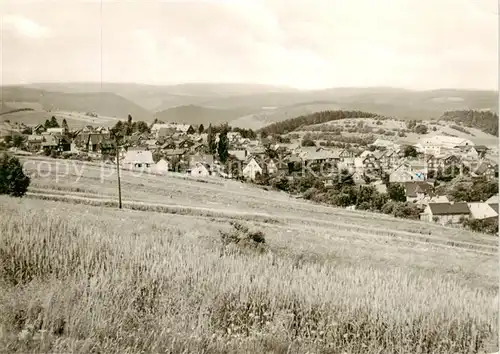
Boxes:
[1,84,497,129]
[194,87,498,129]
[0,86,153,121]
[440,110,499,136]
[26,82,298,111]
[230,101,343,130]
[0,110,120,129]
[154,105,251,126]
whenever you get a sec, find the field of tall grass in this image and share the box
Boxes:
[0,157,498,353]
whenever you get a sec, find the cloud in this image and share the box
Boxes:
[3,14,52,39]
[0,0,497,89]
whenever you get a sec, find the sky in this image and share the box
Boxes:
[0,0,498,90]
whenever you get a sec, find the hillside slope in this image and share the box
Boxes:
[154,105,251,125]
[1,86,153,121]
[0,156,496,353]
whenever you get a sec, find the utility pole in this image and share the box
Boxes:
[115,135,122,209]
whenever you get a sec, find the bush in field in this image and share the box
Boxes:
[301,138,316,147]
[462,218,498,235]
[381,200,397,214]
[220,222,267,254]
[0,154,30,197]
[392,202,421,220]
[270,175,290,192]
[414,125,428,134]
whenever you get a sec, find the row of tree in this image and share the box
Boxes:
[259,110,379,136]
[441,110,499,136]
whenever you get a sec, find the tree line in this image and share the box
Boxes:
[440,110,498,136]
[258,110,379,136]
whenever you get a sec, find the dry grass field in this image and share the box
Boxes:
[0,156,498,353]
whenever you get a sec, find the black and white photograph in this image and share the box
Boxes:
[0,0,498,353]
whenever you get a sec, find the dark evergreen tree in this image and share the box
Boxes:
[217,124,229,163]
[207,124,216,154]
[49,116,59,128]
[0,154,30,197]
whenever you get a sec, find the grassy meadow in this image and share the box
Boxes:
[0,156,498,353]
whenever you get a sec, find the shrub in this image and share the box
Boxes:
[270,175,290,192]
[393,202,421,220]
[0,153,31,197]
[463,218,498,235]
[381,201,396,214]
[414,125,428,134]
[219,222,267,254]
[301,138,316,147]
[388,183,406,202]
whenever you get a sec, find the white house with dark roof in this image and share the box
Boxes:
[420,202,470,224]
[122,150,154,169]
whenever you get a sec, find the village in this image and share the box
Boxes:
[0,115,498,232]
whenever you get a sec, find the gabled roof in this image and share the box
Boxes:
[144,139,159,146]
[190,153,214,166]
[41,135,59,147]
[191,163,210,172]
[428,202,470,215]
[160,140,177,149]
[359,150,374,159]
[27,135,44,142]
[468,202,498,219]
[373,151,386,159]
[488,203,498,213]
[474,145,488,152]
[155,159,169,169]
[419,135,474,149]
[244,157,262,168]
[123,150,154,164]
[485,195,499,204]
[302,148,340,161]
[405,181,434,197]
[246,146,266,154]
[89,134,105,145]
[474,161,497,175]
[47,128,64,134]
[354,158,364,168]
[429,195,449,203]
[408,160,427,170]
[178,138,194,146]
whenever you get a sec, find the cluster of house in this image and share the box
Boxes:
[2,120,498,226]
[420,194,498,226]
[4,121,498,183]
[3,122,115,156]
